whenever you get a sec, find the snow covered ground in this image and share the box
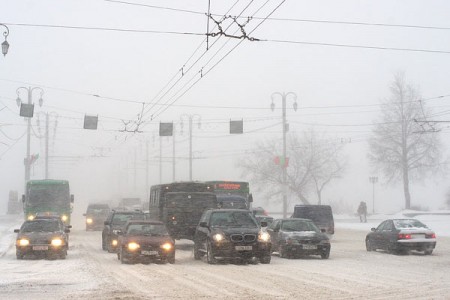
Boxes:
[0,211,449,299]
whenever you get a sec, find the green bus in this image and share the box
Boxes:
[206,181,253,208]
[23,179,74,225]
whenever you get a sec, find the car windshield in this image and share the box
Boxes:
[210,211,258,228]
[281,220,320,232]
[394,219,428,229]
[112,213,145,225]
[21,220,60,233]
[126,223,169,236]
[87,207,110,215]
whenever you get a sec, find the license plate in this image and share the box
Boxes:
[141,250,158,255]
[235,246,252,251]
[302,245,317,250]
[412,234,425,239]
[33,246,48,251]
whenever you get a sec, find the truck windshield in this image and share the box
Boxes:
[28,185,70,208]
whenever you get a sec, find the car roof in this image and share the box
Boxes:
[278,218,313,222]
[112,210,144,214]
[208,208,251,213]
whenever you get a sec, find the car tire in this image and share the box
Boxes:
[168,254,175,264]
[279,245,287,258]
[366,239,374,251]
[424,249,433,255]
[60,250,67,260]
[193,243,201,260]
[120,248,127,264]
[320,248,330,259]
[16,251,24,260]
[260,255,271,264]
[102,236,107,251]
[206,241,217,264]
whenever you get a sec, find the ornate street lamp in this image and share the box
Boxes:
[0,23,10,56]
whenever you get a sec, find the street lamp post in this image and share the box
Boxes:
[180,114,201,181]
[0,23,10,56]
[16,87,44,184]
[271,92,298,218]
[369,176,378,214]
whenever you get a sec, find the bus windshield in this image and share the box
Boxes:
[27,185,70,208]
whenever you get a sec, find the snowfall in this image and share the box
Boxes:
[0,211,449,299]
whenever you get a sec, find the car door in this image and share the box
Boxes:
[266,220,281,249]
[380,220,396,250]
[371,221,388,249]
[194,210,211,252]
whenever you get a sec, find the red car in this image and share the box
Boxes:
[117,220,175,264]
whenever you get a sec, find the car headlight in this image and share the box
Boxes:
[258,232,271,242]
[127,242,140,250]
[212,233,225,242]
[27,215,35,221]
[18,239,29,246]
[111,239,118,246]
[51,238,63,247]
[161,242,173,251]
[61,215,68,222]
[86,218,93,224]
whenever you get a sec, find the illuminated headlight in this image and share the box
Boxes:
[127,242,140,251]
[18,239,30,246]
[161,243,173,251]
[61,215,68,222]
[212,233,225,242]
[27,215,35,221]
[86,218,93,224]
[258,232,271,242]
[111,239,118,246]
[51,238,63,247]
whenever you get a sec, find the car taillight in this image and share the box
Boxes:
[426,233,436,239]
[398,233,412,240]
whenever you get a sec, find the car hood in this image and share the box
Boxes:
[281,231,328,240]
[18,232,64,240]
[212,227,260,236]
[120,235,173,246]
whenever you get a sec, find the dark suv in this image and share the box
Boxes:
[193,209,272,264]
[102,210,147,252]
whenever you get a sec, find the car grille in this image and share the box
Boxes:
[32,238,51,244]
[230,234,256,243]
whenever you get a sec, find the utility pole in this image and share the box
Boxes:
[180,114,201,181]
[159,136,162,184]
[45,113,49,179]
[369,176,378,214]
[271,92,298,218]
[16,87,44,185]
[172,125,176,181]
[146,140,149,200]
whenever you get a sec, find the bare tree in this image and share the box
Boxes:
[368,73,444,209]
[238,129,346,207]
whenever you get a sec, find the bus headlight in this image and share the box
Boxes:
[161,243,173,251]
[86,218,93,224]
[61,215,68,222]
[127,242,140,251]
[18,239,30,246]
[27,215,35,221]
[51,238,63,247]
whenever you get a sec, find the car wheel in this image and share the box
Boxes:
[278,245,287,258]
[260,255,271,264]
[120,248,127,264]
[117,252,120,260]
[193,243,201,260]
[16,251,24,260]
[60,250,67,260]
[167,254,175,264]
[102,236,107,251]
[366,239,374,251]
[424,249,433,255]
[206,241,217,264]
[320,248,330,259]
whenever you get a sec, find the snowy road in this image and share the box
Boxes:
[1,215,450,300]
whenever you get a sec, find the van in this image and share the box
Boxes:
[291,205,334,235]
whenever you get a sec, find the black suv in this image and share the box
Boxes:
[102,210,147,252]
[193,209,272,264]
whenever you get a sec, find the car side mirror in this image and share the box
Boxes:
[260,221,268,227]
[273,228,279,232]
[67,225,72,229]
[116,230,123,235]
[104,221,110,225]
[64,229,71,233]
[321,229,326,233]
[71,194,74,203]
[371,228,376,232]
[199,221,208,228]
[14,229,20,233]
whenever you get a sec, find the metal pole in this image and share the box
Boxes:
[189,117,193,181]
[159,137,162,184]
[282,94,287,218]
[173,125,176,181]
[45,112,49,179]
[25,88,31,183]
[372,181,375,214]
[146,140,149,200]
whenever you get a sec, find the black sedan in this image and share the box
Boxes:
[14,219,70,259]
[267,218,331,259]
[117,220,175,264]
[365,218,436,255]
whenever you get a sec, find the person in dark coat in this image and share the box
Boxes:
[357,201,367,223]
